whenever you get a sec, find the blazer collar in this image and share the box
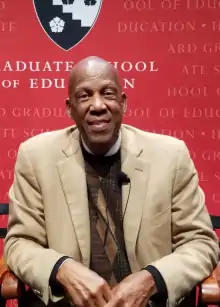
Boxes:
[61,125,143,159]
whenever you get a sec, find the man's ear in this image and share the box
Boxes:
[66,98,71,118]
[121,92,127,114]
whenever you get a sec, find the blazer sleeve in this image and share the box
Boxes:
[4,143,67,305]
[149,141,219,307]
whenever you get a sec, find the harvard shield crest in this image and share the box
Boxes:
[33,0,103,51]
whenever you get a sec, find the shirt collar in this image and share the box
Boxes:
[81,132,121,156]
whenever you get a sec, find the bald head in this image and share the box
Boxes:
[68,56,122,98]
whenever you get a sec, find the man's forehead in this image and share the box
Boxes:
[75,79,118,92]
[71,67,120,89]
[68,58,121,95]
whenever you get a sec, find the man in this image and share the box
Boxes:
[4,56,219,307]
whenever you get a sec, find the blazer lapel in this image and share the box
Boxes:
[121,126,150,272]
[55,125,150,271]
[56,129,90,267]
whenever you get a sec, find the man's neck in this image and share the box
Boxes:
[81,132,121,156]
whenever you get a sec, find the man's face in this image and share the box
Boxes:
[66,63,126,154]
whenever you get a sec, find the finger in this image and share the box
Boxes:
[141,298,148,307]
[86,297,97,307]
[102,283,112,302]
[67,286,96,307]
[105,295,121,307]
[95,294,108,307]
[110,286,117,295]
[79,289,97,307]
[66,287,82,306]
[105,300,118,307]
[75,294,96,307]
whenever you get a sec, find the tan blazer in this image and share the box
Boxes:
[4,125,219,307]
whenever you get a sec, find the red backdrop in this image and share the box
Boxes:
[0,1,220,304]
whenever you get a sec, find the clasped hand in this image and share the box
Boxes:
[56,259,156,307]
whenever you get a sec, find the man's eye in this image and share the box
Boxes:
[105,92,115,97]
[77,93,89,101]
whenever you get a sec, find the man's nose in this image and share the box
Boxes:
[90,94,107,111]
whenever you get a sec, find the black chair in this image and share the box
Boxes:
[196,215,220,307]
[0,203,8,239]
[0,203,9,307]
[211,215,220,233]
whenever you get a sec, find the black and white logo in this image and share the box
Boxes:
[33,0,103,51]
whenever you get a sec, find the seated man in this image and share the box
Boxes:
[4,56,219,307]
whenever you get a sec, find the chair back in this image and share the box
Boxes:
[0,203,8,239]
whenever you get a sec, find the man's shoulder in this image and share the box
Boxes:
[124,125,190,167]
[122,124,187,162]
[122,124,184,148]
[19,126,75,152]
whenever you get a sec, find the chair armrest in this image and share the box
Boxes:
[0,258,25,300]
[199,262,220,304]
